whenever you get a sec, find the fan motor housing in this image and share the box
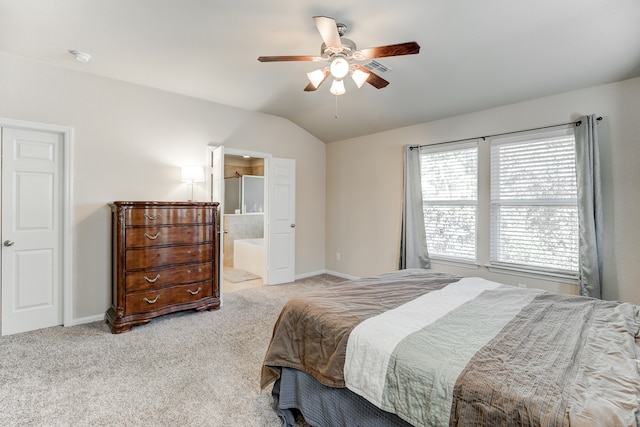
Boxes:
[321,38,357,59]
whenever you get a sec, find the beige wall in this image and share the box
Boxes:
[3,49,639,325]
[0,52,326,322]
[326,76,640,305]
[224,156,264,178]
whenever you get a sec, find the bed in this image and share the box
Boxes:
[261,269,640,427]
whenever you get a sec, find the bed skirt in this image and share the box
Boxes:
[273,367,412,427]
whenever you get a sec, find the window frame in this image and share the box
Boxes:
[418,125,580,282]
[420,140,479,263]
[487,126,579,278]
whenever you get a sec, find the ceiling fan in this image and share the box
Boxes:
[257,16,420,95]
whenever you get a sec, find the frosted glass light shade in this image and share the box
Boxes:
[306,69,326,88]
[330,57,349,79]
[181,165,205,182]
[329,79,346,95]
[351,69,370,88]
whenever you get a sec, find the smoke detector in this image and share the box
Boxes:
[69,50,91,63]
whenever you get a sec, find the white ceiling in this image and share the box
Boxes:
[2,0,640,142]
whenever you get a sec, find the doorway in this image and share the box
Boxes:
[0,119,72,336]
[208,146,296,298]
[221,154,265,293]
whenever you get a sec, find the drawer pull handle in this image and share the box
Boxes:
[144,214,161,220]
[143,295,160,304]
[187,287,202,295]
[144,232,160,240]
[144,274,160,283]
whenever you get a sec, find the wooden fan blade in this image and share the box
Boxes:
[357,41,420,59]
[304,70,331,92]
[313,16,342,49]
[258,55,319,62]
[355,66,389,89]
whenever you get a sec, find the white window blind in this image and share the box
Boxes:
[420,142,478,261]
[490,128,579,273]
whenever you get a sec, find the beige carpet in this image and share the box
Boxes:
[0,274,344,426]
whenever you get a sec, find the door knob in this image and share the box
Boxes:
[290,224,296,228]
[3,240,14,247]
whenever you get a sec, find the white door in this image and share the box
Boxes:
[267,158,295,285]
[210,145,225,300]
[1,127,63,335]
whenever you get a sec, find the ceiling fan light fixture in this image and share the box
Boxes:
[351,69,370,88]
[306,69,326,88]
[259,16,420,97]
[330,57,349,79]
[329,79,346,96]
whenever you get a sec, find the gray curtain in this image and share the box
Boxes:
[574,114,603,298]
[399,145,431,269]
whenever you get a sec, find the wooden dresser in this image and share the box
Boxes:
[106,201,220,333]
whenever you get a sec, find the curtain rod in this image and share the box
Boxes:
[409,116,602,150]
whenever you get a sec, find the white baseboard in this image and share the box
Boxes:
[318,270,360,281]
[295,269,360,281]
[65,313,105,327]
[294,270,327,280]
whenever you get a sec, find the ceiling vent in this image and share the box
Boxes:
[362,59,391,74]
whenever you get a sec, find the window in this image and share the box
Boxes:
[420,142,478,261]
[419,125,579,277]
[490,128,578,273]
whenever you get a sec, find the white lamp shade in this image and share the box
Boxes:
[306,69,326,88]
[351,69,370,88]
[329,79,346,96]
[329,57,349,79]
[181,165,205,182]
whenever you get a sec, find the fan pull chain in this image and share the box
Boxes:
[334,94,339,119]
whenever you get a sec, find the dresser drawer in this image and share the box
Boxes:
[126,244,213,270]
[125,225,213,248]
[125,262,213,292]
[125,281,213,315]
[126,208,214,226]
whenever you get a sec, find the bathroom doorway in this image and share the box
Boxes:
[221,154,265,293]
[209,146,296,298]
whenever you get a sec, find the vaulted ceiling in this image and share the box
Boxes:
[1,0,639,142]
